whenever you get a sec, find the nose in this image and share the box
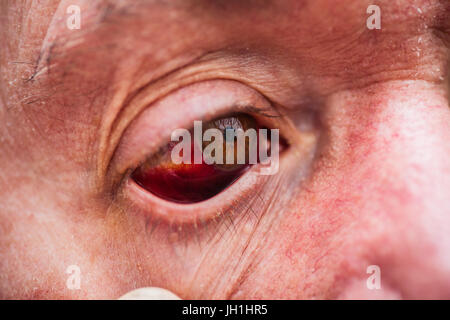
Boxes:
[231,81,450,299]
[321,80,450,299]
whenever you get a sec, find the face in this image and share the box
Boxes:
[0,0,449,299]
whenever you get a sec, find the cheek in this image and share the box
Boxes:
[229,82,450,299]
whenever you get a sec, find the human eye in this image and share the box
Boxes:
[131,112,284,204]
[107,79,314,225]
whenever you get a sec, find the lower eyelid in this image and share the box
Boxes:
[117,129,317,228]
[120,165,268,225]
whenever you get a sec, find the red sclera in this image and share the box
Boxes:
[131,113,273,203]
[132,162,250,203]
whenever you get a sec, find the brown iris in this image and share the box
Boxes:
[131,114,263,203]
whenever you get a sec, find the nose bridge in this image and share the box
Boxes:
[366,82,450,212]
[276,81,450,299]
[335,81,450,298]
[226,81,450,299]
[323,81,449,213]
[330,81,450,199]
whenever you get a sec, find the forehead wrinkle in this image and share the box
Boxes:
[48,0,279,46]
[30,1,107,80]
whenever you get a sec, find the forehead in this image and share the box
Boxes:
[5,0,446,112]
[38,0,445,82]
[45,0,446,59]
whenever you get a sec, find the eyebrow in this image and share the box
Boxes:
[101,0,275,15]
[89,0,276,26]
[31,0,276,81]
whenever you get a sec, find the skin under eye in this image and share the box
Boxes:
[131,113,275,203]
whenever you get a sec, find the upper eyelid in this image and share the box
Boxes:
[99,51,296,176]
[124,106,285,176]
[241,105,284,119]
[132,108,284,169]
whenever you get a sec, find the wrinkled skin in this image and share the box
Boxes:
[0,0,449,299]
